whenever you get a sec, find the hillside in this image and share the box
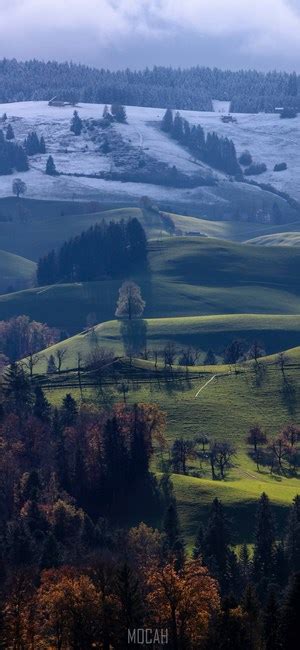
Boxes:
[246,232,300,247]
[34,339,300,542]
[1,237,300,330]
[30,314,300,373]
[0,101,299,222]
[2,198,300,261]
[0,249,36,293]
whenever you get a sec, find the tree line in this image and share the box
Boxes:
[0,128,28,175]
[36,217,147,285]
[162,108,241,175]
[0,59,299,113]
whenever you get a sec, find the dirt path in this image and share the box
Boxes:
[195,374,217,397]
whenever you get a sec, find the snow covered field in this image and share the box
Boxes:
[0,101,299,205]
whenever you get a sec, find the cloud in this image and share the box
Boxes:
[0,0,299,63]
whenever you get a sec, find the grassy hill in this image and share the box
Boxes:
[38,342,300,543]
[0,249,36,293]
[31,314,300,373]
[246,231,300,247]
[1,237,300,331]
[2,198,300,262]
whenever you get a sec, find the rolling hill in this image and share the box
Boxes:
[35,338,300,543]
[2,198,300,262]
[0,249,36,293]
[30,314,300,373]
[1,237,300,331]
[246,232,300,247]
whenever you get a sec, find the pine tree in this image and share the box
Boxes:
[45,155,57,176]
[3,362,33,418]
[39,136,46,153]
[6,124,14,140]
[161,108,173,133]
[126,217,147,265]
[33,386,52,422]
[280,573,300,650]
[202,498,232,592]
[285,495,300,573]
[172,111,184,141]
[70,110,83,135]
[47,354,57,374]
[111,103,127,123]
[163,501,185,570]
[60,393,78,427]
[253,493,275,585]
[262,588,281,650]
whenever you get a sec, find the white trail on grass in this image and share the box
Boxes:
[195,374,217,397]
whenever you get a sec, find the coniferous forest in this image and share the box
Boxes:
[37,218,148,285]
[0,59,299,112]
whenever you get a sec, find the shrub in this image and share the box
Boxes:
[238,150,252,166]
[244,162,267,176]
[274,162,287,172]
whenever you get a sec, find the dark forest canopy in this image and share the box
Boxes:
[0,59,299,113]
[37,217,147,286]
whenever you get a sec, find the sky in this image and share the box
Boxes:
[0,0,300,71]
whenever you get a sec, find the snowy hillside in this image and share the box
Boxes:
[0,101,299,214]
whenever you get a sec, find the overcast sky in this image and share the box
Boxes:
[0,0,300,71]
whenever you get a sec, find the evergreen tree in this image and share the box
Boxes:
[161,108,173,133]
[253,493,275,585]
[126,217,147,265]
[163,501,185,570]
[202,498,232,592]
[39,136,46,153]
[70,110,83,135]
[111,103,127,123]
[6,124,14,140]
[172,111,184,141]
[280,573,300,650]
[45,155,57,176]
[47,354,57,374]
[262,587,281,650]
[33,386,52,422]
[285,495,300,573]
[60,393,78,427]
[3,362,33,418]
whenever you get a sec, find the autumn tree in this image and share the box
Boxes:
[37,568,99,648]
[115,281,145,320]
[146,559,220,649]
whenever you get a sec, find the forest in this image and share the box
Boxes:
[37,218,147,285]
[0,59,299,112]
